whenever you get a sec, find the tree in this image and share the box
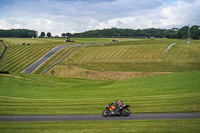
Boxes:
[61,33,66,37]
[66,33,72,38]
[177,26,188,39]
[101,29,114,37]
[0,29,37,38]
[40,32,45,38]
[27,32,35,38]
[66,33,72,40]
[47,32,52,38]
[190,25,200,39]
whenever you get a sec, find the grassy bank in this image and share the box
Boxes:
[68,39,200,72]
[0,71,199,115]
[0,119,199,133]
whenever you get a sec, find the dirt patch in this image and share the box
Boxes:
[47,65,171,80]
[84,71,171,80]
[46,65,87,78]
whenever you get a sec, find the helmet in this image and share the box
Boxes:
[116,99,121,104]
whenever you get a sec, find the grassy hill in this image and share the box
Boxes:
[0,70,199,115]
[46,39,200,79]
[69,39,200,72]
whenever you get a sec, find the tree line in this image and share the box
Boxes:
[0,25,199,39]
[0,29,37,38]
[71,25,200,39]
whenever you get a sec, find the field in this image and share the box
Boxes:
[2,38,112,46]
[0,38,200,132]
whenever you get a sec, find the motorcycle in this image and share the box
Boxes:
[102,103,131,117]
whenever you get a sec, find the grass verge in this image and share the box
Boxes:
[0,119,199,133]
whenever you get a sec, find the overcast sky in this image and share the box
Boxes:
[0,0,199,36]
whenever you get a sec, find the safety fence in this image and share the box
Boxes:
[0,43,7,60]
[40,45,81,75]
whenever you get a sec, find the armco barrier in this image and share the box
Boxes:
[0,71,9,74]
[0,46,7,59]
[40,46,80,75]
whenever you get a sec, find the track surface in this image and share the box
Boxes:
[1,113,199,122]
[21,44,80,74]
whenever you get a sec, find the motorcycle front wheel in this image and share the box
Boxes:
[102,110,109,117]
[121,109,131,116]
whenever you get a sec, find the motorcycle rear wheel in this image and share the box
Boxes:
[102,110,109,117]
[121,109,131,116]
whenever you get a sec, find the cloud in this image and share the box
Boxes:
[0,0,199,36]
[157,0,200,27]
[95,0,200,29]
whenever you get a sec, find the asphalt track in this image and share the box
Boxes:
[0,113,200,122]
[21,44,80,74]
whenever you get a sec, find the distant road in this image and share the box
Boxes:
[21,44,80,74]
[162,43,176,57]
[0,113,199,122]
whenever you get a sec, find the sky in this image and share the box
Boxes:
[0,0,199,36]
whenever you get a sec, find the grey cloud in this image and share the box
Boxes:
[0,0,199,35]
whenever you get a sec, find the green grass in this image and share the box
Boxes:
[2,38,112,46]
[0,45,53,73]
[0,119,200,133]
[2,38,73,46]
[0,71,199,115]
[68,39,200,72]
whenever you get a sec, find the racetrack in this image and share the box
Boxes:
[21,44,80,74]
[1,113,199,122]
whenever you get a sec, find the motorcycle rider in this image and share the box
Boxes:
[102,100,131,117]
[114,99,124,112]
